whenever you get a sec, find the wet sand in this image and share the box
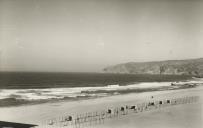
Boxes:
[0,86,202,128]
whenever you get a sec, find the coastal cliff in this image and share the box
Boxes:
[103,58,203,76]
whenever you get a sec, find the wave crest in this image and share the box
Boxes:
[0,78,202,104]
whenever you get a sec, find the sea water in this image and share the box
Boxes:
[0,72,196,106]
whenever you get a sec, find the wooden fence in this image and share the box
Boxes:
[42,96,199,128]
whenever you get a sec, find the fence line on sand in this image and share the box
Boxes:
[42,96,199,128]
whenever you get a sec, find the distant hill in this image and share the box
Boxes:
[103,58,203,76]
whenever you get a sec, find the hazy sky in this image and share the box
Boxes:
[0,0,203,72]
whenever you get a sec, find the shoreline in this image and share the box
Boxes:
[0,81,200,107]
[0,85,202,128]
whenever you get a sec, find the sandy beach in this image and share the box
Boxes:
[0,86,202,128]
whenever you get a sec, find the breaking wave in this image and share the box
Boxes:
[0,78,202,106]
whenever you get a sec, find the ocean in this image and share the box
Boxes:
[0,72,195,107]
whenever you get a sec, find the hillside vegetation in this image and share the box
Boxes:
[103,58,203,76]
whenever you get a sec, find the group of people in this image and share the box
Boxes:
[46,96,198,128]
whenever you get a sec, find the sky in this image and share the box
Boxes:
[0,0,203,72]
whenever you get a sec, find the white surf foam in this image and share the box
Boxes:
[0,78,202,101]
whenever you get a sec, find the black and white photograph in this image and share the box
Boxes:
[0,0,202,128]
